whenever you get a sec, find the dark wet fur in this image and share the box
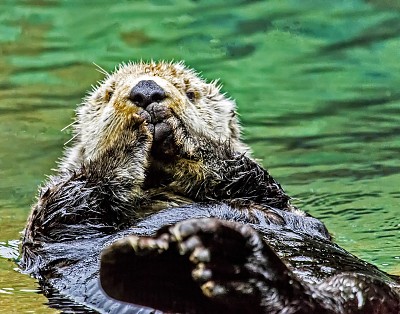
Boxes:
[21,197,400,313]
[19,62,400,313]
[20,138,400,314]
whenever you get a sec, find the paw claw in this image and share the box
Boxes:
[126,236,140,251]
[189,246,211,263]
[201,281,227,298]
[169,220,198,241]
[192,263,212,282]
[127,236,169,256]
[177,235,202,255]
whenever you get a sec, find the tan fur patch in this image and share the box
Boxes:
[174,159,206,182]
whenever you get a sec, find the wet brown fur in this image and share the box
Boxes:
[54,60,298,221]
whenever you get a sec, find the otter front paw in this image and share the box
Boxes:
[100,218,281,313]
[88,117,153,175]
[151,114,201,160]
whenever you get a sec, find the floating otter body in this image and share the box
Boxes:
[21,61,400,313]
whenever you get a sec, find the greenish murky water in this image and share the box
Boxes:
[0,0,399,312]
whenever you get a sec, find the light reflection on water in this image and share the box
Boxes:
[0,0,399,312]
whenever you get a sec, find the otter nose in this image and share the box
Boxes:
[129,80,166,108]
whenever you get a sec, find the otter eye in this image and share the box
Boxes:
[186,91,195,102]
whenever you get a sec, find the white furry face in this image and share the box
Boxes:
[61,61,248,170]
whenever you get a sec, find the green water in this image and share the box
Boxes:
[0,0,399,312]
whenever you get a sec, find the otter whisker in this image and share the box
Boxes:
[64,133,80,146]
[61,120,77,132]
[93,62,109,76]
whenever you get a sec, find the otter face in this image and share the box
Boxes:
[61,61,249,170]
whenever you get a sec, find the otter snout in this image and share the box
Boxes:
[129,80,166,108]
[130,80,172,143]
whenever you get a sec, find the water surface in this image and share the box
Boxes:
[0,0,399,312]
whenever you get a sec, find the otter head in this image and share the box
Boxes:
[60,61,250,171]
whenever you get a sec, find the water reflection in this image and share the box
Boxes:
[0,0,399,312]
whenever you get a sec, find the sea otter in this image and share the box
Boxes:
[20,61,399,313]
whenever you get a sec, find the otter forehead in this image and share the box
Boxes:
[84,61,233,121]
[111,61,206,92]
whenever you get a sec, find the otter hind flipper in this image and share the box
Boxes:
[100,218,319,314]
